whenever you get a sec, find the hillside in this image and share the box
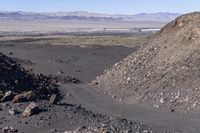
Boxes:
[0,52,57,101]
[91,12,200,113]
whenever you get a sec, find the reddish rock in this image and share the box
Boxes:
[13,91,36,103]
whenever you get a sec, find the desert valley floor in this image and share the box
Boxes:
[0,40,200,133]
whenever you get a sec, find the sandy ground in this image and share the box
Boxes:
[1,42,200,133]
[0,20,166,33]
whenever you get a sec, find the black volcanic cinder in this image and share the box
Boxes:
[0,52,58,102]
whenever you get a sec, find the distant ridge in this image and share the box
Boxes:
[0,11,181,22]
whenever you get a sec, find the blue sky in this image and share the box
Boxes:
[0,0,200,14]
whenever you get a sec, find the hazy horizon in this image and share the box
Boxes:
[0,10,182,16]
[0,0,199,15]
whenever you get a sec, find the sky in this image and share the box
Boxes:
[0,0,200,15]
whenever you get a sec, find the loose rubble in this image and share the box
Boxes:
[58,104,169,133]
[91,12,200,113]
[0,52,58,102]
[8,108,20,115]
[2,126,18,133]
[53,75,81,84]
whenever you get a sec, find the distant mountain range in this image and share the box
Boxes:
[0,11,181,22]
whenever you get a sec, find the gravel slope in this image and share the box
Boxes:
[91,12,200,113]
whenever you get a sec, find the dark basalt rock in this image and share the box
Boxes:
[0,52,59,102]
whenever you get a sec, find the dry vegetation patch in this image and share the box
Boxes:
[0,34,149,47]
